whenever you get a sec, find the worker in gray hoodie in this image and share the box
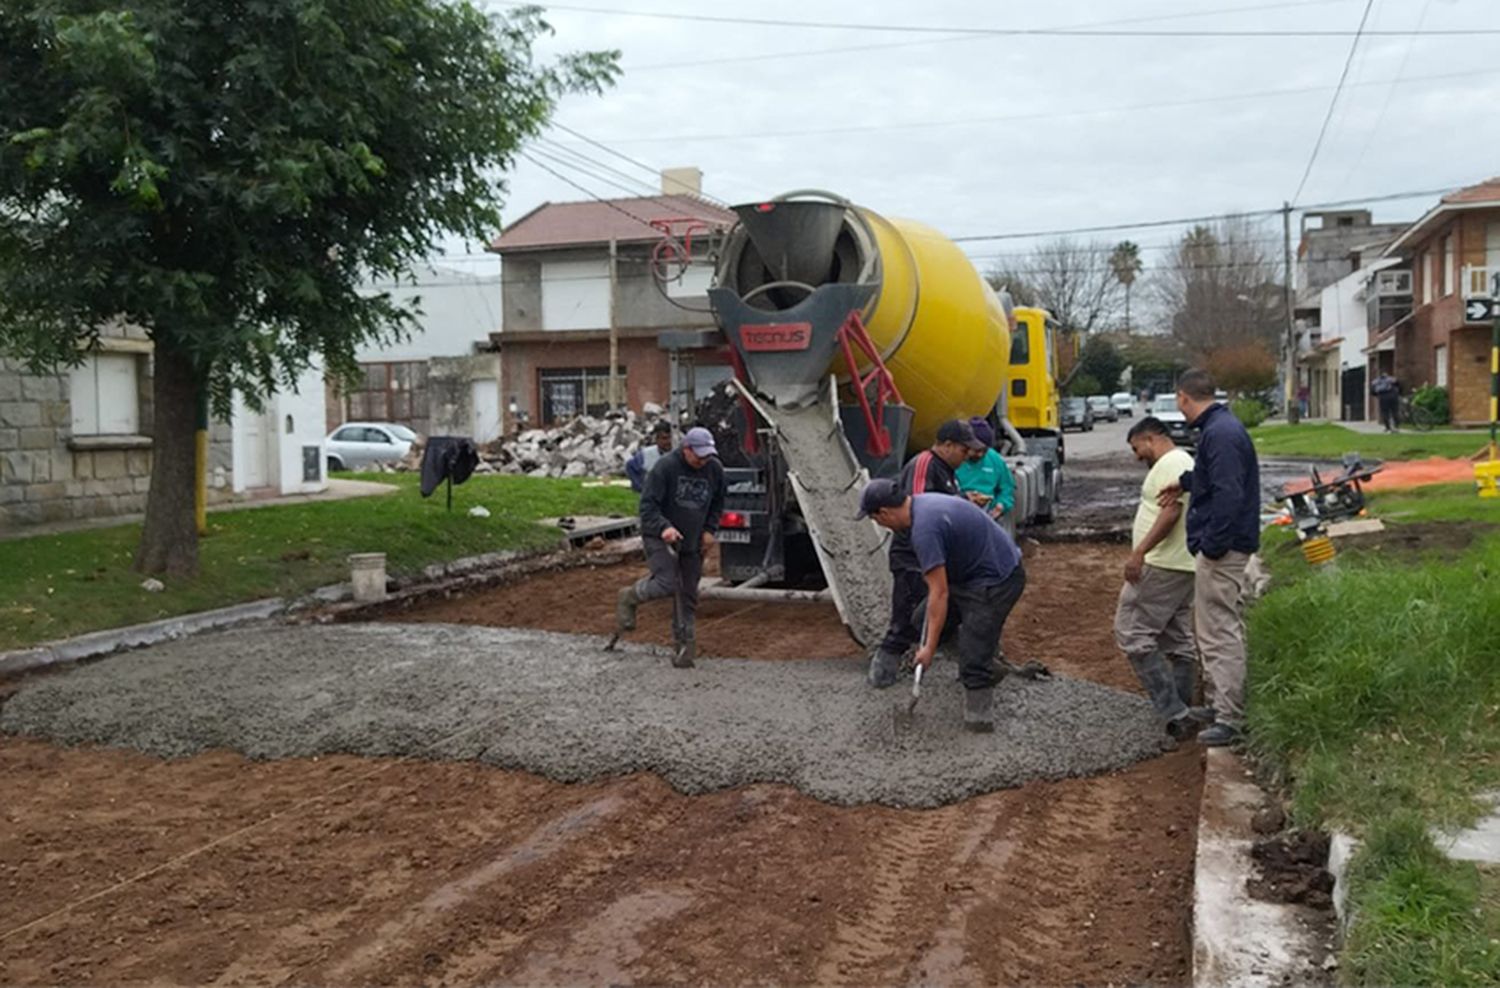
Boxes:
[616,426,726,668]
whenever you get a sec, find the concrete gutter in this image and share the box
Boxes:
[0,540,644,680]
[1192,748,1327,986]
[0,597,286,678]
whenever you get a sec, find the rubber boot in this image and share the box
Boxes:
[963,687,995,733]
[672,638,696,669]
[615,585,639,632]
[867,649,903,688]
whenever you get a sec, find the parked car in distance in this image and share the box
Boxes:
[1060,396,1094,432]
[325,422,418,471]
[1110,392,1135,417]
[1086,394,1119,423]
[1148,396,1194,446]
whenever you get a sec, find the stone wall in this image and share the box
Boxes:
[1,328,156,530]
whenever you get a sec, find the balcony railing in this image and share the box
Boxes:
[1463,264,1496,299]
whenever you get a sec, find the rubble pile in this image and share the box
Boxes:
[383,404,669,479]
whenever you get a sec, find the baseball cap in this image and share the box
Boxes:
[855,478,906,519]
[936,418,985,451]
[683,426,718,457]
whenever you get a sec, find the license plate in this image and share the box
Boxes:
[717,530,752,543]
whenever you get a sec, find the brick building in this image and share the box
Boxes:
[488,171,736,430]
[1382,178,1500,425]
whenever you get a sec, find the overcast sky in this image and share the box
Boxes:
[438,0,1500,278]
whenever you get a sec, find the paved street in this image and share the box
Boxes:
[1062,402,1142,460]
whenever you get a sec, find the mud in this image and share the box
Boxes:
[1273,518,1497,562]
[0,622,1163,808]
[0,739,1202,986]
[1249,832,1335,909]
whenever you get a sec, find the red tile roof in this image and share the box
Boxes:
[489,195,737,253]
[1441,176,1500,205]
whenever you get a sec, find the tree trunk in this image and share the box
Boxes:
[1125,283,1132,334]
[134,343,200,577]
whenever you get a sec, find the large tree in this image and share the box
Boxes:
[0,1,616,575]
[986,237,1123,336]
[1147,218,1283,358]
[1109,240,1143,334]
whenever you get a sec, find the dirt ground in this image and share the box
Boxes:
[0,541,1203,985]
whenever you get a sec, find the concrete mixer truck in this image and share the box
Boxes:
[689,191,1064,646]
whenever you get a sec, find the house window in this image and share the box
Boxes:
[538,366,624,424]
[69,353,140,435]
[1435,344,1448,388]
[540,259,611,331]
[1421,251,1434,304]
[1442,235,1454,296]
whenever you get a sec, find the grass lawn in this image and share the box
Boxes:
[0,473,636,651]
[1250,422,1493,461]
[1248,483,1500,984]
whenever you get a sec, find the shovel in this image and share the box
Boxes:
[893,663,923,734]
[666,541,695,668]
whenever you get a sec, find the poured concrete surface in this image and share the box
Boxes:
[1,623,1163,808]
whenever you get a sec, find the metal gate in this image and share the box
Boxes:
[1341,366,1366,421]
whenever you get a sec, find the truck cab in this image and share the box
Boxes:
[999,305,1064,522]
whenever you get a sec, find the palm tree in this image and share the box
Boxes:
[1110,240,1144,333]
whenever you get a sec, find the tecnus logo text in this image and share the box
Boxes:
[740,323,812,352]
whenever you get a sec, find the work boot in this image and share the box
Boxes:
[867,649,903,688]
[615,585,639,632]
[963,687,995,733]
[671,639,696,669]
[1198,722,1240,747]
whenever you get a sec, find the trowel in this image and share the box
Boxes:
[893,663,923,734]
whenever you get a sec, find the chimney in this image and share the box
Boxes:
[660,167,702,197]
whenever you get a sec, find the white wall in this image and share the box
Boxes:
[357,265,500,361]
[1324,259,1401,372]
[230,361,328,495]
[541,258,610,330]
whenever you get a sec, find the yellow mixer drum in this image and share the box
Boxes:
[717,192,1010,451]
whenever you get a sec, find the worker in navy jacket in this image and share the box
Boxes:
[1157,369,1260,747]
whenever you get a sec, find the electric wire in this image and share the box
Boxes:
[486,1,1499,39]
[1291,0,1378,204]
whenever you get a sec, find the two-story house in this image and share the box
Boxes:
[487,170,736,429]
[1293,210,1412,420]
[1382,178,1500,425]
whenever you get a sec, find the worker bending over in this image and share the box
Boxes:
[617,426,726,668]
[858,479,1028,733]
[867,419,983,688]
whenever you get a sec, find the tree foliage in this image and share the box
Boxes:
[0,1,618,574]
[1077,335,1126,394]
[1147,218,1283,356]
[1205,342,1278,395]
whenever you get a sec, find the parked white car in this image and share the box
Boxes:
[1110,392,1135,418]
[1148,396,1194,447]
[325,422,417,471]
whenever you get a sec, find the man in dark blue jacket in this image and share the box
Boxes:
[1157,369,1259,746]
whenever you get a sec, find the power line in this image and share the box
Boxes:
[950,185,1458,243]
[528,142,655,199]
[548,123,736,209]
[556,65,1499,146]
[1338,0,1433,193]
[487,1,1499,38]
[620,0,1358,72]
[1292,0,1377,204]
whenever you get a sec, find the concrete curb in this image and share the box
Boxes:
[0,598,286,678]
[0,540,645,680]
[1192,747,1327,987]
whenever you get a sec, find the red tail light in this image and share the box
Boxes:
[720,510,749,528]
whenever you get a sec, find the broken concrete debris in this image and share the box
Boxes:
[372,410,668,480]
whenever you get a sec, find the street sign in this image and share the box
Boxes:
[1466,297,1496,323]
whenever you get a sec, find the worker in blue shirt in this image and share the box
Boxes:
[1157,369,1260,747]
[955,417,1015,523]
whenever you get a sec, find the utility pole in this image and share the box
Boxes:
[607,237,620,411]
[1282,201,1300,424]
